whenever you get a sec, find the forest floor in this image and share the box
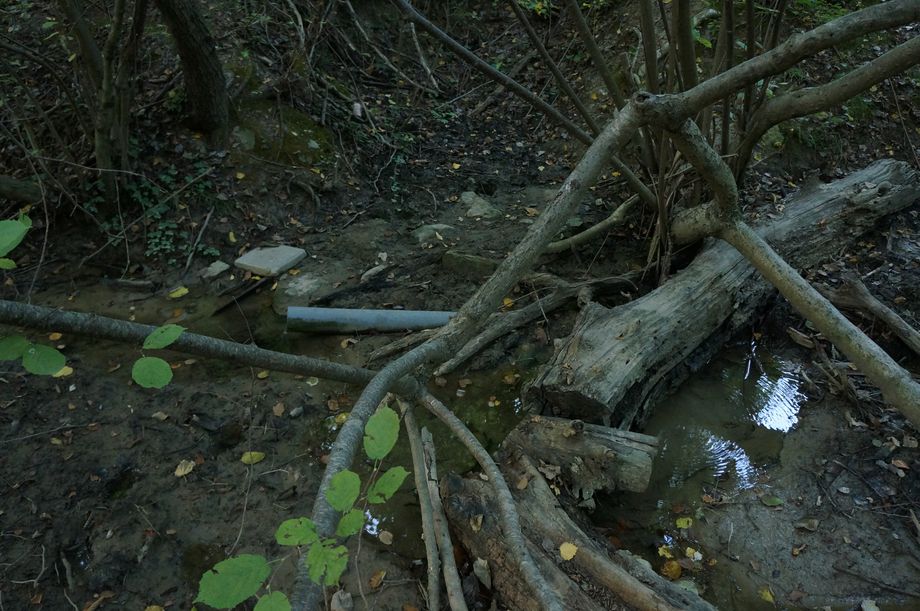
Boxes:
[1,2,920,610]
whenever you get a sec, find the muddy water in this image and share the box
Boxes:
[595,344,811,608]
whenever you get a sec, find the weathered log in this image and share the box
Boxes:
[441,452,715,611]
[503,415,658,500]
[529,160,920,427]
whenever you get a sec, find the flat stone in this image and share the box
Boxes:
[234,245,306,276]
[462,191,501,219]
[413,223,459,245]
[441,250,498,277]
[272,272,335,315]
[199,260,230,279]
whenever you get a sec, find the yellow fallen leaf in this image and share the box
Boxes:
[235,171,245,180]
[228,231,237,244]
[451,162,461,170]
[675,516,693,529]
[502,297,514,309]
[658,545,673,559]
[559,542,578,561]
[144,606,165,611]
[53,366,74,378]
[661,560,681,580]
[50,437,63,446]
[369,569,386,590]
[759,587,775,603]
[241,451,265,465]
[334,412,349,425]
[175,459,195,477]
[49,332,63,341]
[306,376,319,386]
[257,370,269,379]
[168,286,189,299]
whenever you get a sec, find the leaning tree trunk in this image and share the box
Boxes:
[530,160,920,428]
[155,0,228,137]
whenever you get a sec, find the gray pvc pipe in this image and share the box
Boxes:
[287,306,456,333]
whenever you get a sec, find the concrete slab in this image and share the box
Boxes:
[234,245,306,276]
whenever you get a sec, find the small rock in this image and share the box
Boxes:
[413,223,459,245]
[360,264,387,283]
[441,251,497,277]
[272,273,336,315]
[330,590,353,611]
[462,191,501,219]
[289,406,304,418]
[234,245,307,276]
[199,260,230,279]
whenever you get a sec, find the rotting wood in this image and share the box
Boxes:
[503,415,658,501]
[530,160,920,427]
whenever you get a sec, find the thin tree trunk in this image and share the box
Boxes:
[155,0,229,137]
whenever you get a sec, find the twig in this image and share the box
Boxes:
[833,563,920,598]
[398,399,442,611]
[421,426,468,611]
[182,207,214,277]
[409,22,439,91]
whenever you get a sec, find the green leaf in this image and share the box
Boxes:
[275,517,319,546]
[0,216,30,258]
[254,591,291,611]
[367,466,409,504]
[0,258,15,269]
[326,470,360,512]
[143,324,186,349]
[306,541,349,586]
[21,344,66,375]
[0,335,30,360]
[195,554,270,609]
[131,356,173,389]
[336,509,366,537]
[760,495,784,507]
[363,405,400,461]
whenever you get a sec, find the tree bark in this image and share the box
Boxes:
[531,160,920,427]
[155,0,229,136]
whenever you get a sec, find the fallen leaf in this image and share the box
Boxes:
[241,451,265,465]
[228,231,237,244]
[84,591,115,611]
[151,411,169,421]
[470,514,483,532]
[175,459,195,477]
[257,370,269,379]
[685,547,702,561]
[516,476,530,490]
[168,286,189,299]
[559,542,578,561]
[760,495,784,507]
[675,517,693,529]
[660,560,681,580]
[759,586,775,603]
[451,162,461,170]
[892,459,909,470]
[378,530,393,545]
[794,518,819,532]
[791,543,807,556]
[658,545,674,559]
[272,402,285,417]
[235,171,245,180]
[52,366,74,378]
[335,412,349,425]
[306,376,319,386]
[144,606,166,611]
[369,569,386,590]
[48,332,63,341]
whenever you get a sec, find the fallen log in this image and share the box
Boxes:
[503,415,658,501]
[441,451,715,611]
[529,160,920,427]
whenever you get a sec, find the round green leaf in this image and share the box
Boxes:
[21,344,66,375]
[132,356,173,389]
[143,324,186,349]
[363,405,400,461]
[196,554,270,608]
[368,466,410,504]
[0,335,30,361]
[0,216,30,258]
[306,541,349,586]
[254,591,291,611]
[336,509,366,537]
[275,517,319,546]
[326,470,360,512]
[0,258,15,270]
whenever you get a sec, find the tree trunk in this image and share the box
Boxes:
[155,0,228,137]
[530,160,920,428]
